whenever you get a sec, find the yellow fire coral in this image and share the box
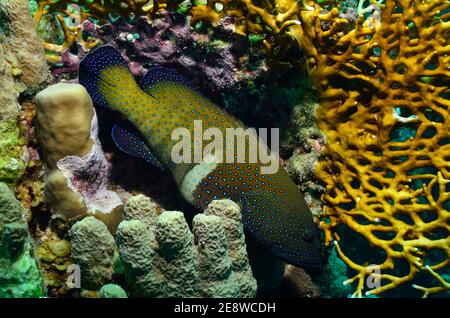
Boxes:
[33,0,165,62]
[189,0,312,40]
[287,0,450,297]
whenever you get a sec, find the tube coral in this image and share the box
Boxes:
[116,197,257,298]
[70,216,116,291]
[35,83,123,230]
[29,0,450,298]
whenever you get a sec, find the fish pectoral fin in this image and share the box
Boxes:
[139,67,198,96]
[111,123,164,170]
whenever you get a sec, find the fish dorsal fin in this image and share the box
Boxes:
[79,45,130,109]
[139,67,197,96]
[111,124,164,170]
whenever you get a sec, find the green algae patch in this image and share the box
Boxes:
[0,118,26,186]
[0,246,45,298]
[0,182,45,298]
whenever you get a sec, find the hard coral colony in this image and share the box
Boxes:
[0,0,447,300]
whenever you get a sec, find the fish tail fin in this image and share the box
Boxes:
[79,45,140,111]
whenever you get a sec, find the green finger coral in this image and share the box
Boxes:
[0,182,44,298]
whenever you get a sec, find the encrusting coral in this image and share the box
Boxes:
[0,118,26,187]
[35,83,123,230]
[0,45,20,121]
[0,182,44,298]
[0,0,48,88]
[0,0,48,187]
[115,197,257,298]
[288,0,450,297]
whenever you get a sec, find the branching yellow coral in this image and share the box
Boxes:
[289,0,450,297]
[188,0,316,63]
[33,0,166,62]
[413,265,450,297]
[33,0,314,62]
[189,0,313,39]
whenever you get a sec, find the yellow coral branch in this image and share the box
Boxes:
[413,265,450,298]
[307,0,450,297]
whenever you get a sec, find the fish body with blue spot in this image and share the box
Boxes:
[79,45,321,268]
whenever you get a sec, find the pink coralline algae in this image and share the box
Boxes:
[56,111,122,214]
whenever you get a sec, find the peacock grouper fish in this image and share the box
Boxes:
[79,45,321,268]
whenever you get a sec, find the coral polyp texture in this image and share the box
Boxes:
[115,197,257,298]
[0,0,48,88]
[67,196,257,297]
[291,0,450,297]
[187,0,312,37]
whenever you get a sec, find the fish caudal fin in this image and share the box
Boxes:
[79,45,139,110]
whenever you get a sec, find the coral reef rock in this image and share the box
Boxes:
[0,182,44,297]
[34,228,72,297]
[273,265,321,298]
